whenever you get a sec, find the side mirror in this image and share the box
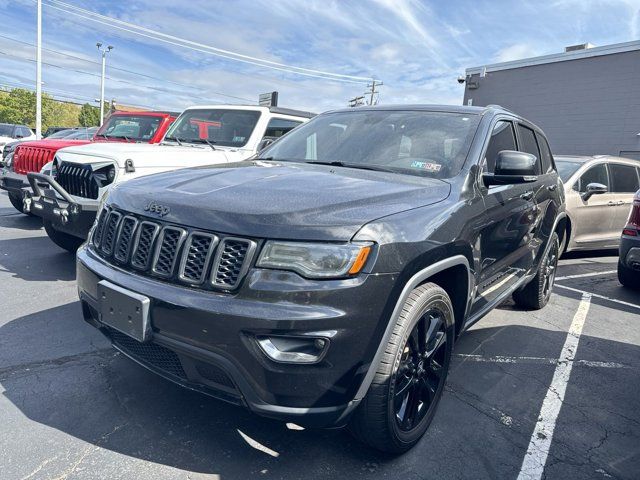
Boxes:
[581,182,607,201]
[257,137,275,152]
[483,150,538,186]
[15,134,24,139]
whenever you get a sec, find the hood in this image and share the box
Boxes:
[17,139,90,150]
[56,142,229,168]
[0,136,15,145]
[108,161,451,241]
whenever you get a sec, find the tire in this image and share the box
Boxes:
[8,192,32,215]
[43,220,84,253]
[349,283,454,453]
[618,260,639,289]
[513,232,560,310]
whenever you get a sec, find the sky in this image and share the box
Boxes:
[0,0,639,113]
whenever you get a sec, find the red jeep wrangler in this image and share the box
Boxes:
[0,110,177,214]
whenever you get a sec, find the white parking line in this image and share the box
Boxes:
[454,354,628,369]
[555,270,617,281]
[554,284,640,310]
[517,293,591,480]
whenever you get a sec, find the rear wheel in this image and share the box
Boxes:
[8,192,31,215]
[618,260,639,289]
[43,220,84,253]
[513,232,560,310]
[349,283,454,453]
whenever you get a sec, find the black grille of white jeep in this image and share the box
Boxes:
[91,206,256,291]
[56,162,114,199]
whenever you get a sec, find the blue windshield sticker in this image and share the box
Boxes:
[410,161,442,172]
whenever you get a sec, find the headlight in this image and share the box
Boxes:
[257,241,373,278]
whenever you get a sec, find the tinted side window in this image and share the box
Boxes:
[484,121,517,173]
[609,164,640,193]
[536,132,554,173]
[517,124,542,174]
[264,118,302,139]
[21,127,31,137]
[579,164,609,192]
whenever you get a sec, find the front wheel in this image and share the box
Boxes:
[513,232,560,310]
[349,283,454,453]
[43,220,84,253]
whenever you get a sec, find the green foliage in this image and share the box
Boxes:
[78,103,101,127]
[0,88,82,130]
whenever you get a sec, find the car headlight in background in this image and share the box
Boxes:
[257,241,373,278]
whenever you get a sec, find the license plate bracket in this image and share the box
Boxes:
[98,280,151,342]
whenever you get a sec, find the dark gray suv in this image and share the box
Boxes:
[76,105,565,453]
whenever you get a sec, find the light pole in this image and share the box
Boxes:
[96,42,113,126]
[36,0,42,139]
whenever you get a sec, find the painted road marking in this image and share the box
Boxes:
[454,354,628,369]
[555,270,617,281]
[517,293,591,480]
[555,283,640,310]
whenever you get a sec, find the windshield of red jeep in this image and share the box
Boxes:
[95,115,162,142]
[164,109,261,147]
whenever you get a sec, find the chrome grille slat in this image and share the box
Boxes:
[211,238,257,290]
[114,216,138,263]
[131,221,161,270]
[178,232,218,284]
[100,211,122,256]
[151,227,187,278]
[91,207,254,291]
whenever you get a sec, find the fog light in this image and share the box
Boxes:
[256,335,329,364]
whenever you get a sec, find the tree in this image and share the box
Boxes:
[0,88,83,130]
[78,103,101,127]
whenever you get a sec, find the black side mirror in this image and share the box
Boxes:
[581,182,608,201]
[258,137,275,152]
[15,134,24,139]
[483,150,538,187]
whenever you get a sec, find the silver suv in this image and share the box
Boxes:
[556,155,640,252]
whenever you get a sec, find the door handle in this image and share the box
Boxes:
[547,184,557,191]
[618,201,625,206]
[607,201,617,206]
[520,191,534,201]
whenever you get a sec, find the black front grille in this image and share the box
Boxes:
[91,206,256,292]
[108,328,187,379]
[56,161,115,199]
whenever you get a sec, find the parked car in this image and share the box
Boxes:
[25,105,313,252]
[75,105,565,453]
[0,111,177,214]
[555,155,640,253]
[618,189,640,288]
[0,123,36,148]
[44,126,71,137]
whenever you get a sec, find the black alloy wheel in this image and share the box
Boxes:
[394,309,448,431]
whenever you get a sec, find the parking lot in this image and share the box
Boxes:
[0,191,638,480]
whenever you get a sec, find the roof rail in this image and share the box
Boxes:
[269,107,316,119]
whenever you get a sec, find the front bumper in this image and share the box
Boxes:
[24,172,98,239]
[0,170,29,198]
[76,245,398,427]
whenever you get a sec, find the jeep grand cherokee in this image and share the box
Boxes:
[76,105,565,453]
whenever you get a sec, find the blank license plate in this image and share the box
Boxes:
[98,280,151,342]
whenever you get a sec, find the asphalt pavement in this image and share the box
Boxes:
[1,191,638,480]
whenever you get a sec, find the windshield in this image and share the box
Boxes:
[96,115,162,141]
[64,128,97,140]
[259,110,481,179]
[555,160,582,182]
[46,129,75,139]
[0,125,14,136]
[164,109,261,147]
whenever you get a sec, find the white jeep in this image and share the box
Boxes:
[25,105,313,252]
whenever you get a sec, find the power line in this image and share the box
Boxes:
[0,33,253,103]
[39,0,375,84]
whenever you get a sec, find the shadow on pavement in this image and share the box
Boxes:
[1,298,638,479]
[0,236,76,281]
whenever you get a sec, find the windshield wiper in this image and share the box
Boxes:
[305,161,396,173]
[189,138,217,150]
[165,136,183,145]
[106,135,132,142]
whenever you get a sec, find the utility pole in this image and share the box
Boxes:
[97,42,113,126]
[348,95,365,108]
[366,80,383,105]
[35,0,42,139]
